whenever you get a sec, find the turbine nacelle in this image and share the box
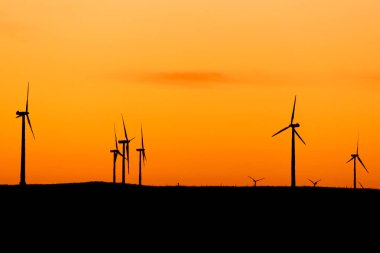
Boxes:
[16,111,29,117]
[351,154,357,158]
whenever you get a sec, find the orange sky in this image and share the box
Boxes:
[1,1,380,188]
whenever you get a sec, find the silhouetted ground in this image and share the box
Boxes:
[0,182,377,248]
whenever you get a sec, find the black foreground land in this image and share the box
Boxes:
[1,182,378,247]
[1,181,379,214]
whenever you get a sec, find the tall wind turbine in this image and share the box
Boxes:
[110,125,124,183]
[248,176,264,187]
[308,178,321,187]
[136,125,147,186]
[346,139,368,189]
[16,82,35,186]
[272,96,306,187]
[118,115,135,184]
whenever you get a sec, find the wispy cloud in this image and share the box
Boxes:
[143,71,235,86]
[109,70,346,87]
[0,19,27,39]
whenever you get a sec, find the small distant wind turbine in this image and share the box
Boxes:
[272,96,305,187]
[136,125,147,186]
[346,138,368,189]
[308,178,321,187]
[110,125,124,183]
[16,82,35,186]
[248,176,264,187]
[118,114,135,184]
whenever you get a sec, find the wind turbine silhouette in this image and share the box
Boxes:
[136,125,147,186]
[16,82,35,186]
[110,125,124,183]
[118,115,135,184]
[248,176,264,187]
[308,178,321,187]
[346,138,368,189]
[272,96,305,187]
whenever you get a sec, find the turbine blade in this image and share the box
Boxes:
[272,126,290,137]
[357,138,359,155]
[308,178,313,184]
[316,179,321,183]
[114,125,119,150]
[141,126,144,149]
[291,96,296,124]
[26,82,30,112]
[248,176,253,180]
[26,115,35,139]
[113,153,117,164]
[359,182,364,189]
[129,137,135,142]
[122,114,128,140]
[257,178,264,181]
[294,129,305,145]
[126,144,130,174]
[346,157,354,163]
[357,156,368,173]
[143,150,147,163]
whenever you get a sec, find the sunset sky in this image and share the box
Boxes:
[1,1,380,188]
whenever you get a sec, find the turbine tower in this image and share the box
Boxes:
[272,96,305,187]
[110,125,124,183]
[248,176,264,187]
[16,82,35,186]
[136,125,147,186]
[118,115,135,184]
[308,178,321,187]
[346,138,368,189]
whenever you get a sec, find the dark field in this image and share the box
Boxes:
[1,182,377,246]
[1,182,379,217]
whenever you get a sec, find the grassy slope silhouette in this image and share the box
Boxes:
[1,182,378,210]
[0,182,376,246]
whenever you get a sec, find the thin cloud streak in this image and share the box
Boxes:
[145,71,235,86]
[0,19,27,39]
[109,69,380,88]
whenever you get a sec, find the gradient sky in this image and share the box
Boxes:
[1,1,380,188]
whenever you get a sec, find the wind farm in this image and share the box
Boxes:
[272,96,306,188]
[118,115,135,185]
[248,176,265,187]
[136,125,147,186]
[110,125,124,183]
[308,178,321,187]
[346,139,369,189]
[3,2,380,233]
[15,83,35,186]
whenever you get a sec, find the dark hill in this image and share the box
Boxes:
[0,182,376,248]
[1,182,378,215]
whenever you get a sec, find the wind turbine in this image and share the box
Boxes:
[136,125,147,186]
[248,176,264,187]
[308,178,321,187]
[110,125,124,183]
[118,115,135,184]
[272,96,305,187]
[346,139,368,189]
[16,82,35,186]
